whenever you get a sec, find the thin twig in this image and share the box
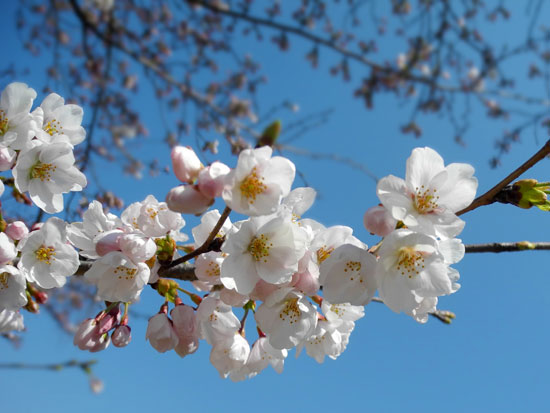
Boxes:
[0,359,97,371]
[371,297,454,324]
[457,139,550,215]
[465,241,550,253]
[163,206,231,269]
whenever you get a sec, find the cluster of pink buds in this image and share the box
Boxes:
[166,146,230,214]
[73,304,131,352]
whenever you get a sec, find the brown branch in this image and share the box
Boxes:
[0,359,97,372]
[164,205,232,268]
[457,139,550,215]
[465,241,550,253]
[68,0,259,139]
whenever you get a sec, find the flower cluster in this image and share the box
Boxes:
[0,83,479,383]
[0,82,87,214]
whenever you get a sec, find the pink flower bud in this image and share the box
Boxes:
[73,318,111,352]
[146,313,179,353]
[0,147,16,171]
[197,161,230,198]
[166,185,213,215]
[171,305,199,358]
[171,146,202,183]
[5,221,29,241]
[95,229,123,256]
[111,325,132,348]
[363,205,397,237]
[97,306,121,335]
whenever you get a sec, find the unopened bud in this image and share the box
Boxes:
[498,179,550,210]
[197,161,230,198]
[111,325,132,348]
[5,221,29,241]
[363,205,397,236]
[166,185,213,215]
[171,146,202,183]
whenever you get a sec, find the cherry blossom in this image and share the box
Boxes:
[377,147,477,239]
[376,229,461,319]
[13,141,87,213]
[83,251,150,303]
[220,213,308,294]
[0,265,27,311]
[34,92,86,145]
[255,287,317,350]
[0,82,39,150]
[222,146,296,216]
[18,217,80,289]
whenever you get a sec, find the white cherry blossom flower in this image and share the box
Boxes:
[221,213,308,295]
[83,251,150,303]
[319,244,378,306]
[242,337,288,379]
[34,92,86,145]
[377,147,477,239]
[0,265,27,311]
[210,333,250,379]
[255,287,317,350]
[0,232,17,264]
[18,217,79,289]
[0,82,40,150]
[376,229,461,319]
[13,141,87,213]
[196,295,241,346]
[223,146,295,216]
[67,200,122,259]
[122,195,184,238]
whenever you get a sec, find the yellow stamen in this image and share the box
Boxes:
[396,246,425,278]
[247,234,272,263]
[413,185,440,214]
[30,162,57,182]
[279,297,301,324]
[35,246,56,265]
[239,167,267,204]
[43,119,63,136]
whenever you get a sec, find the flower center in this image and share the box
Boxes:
[0,272,10,289]
[146,207,158,220]
[279,297,300,324]
[30,162,57,182]
[247,234,272,263]
[0,110,9,136]
[413,185,440,214]
[239,167,266,204]
[343,260,363,282]
[316,245,334,263]
[396,246,425,278]
[43,119,63,136]
[113,265,137,280]
[35,246,56,264]
[205,260,220,277]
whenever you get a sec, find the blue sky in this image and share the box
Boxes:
[2,2,550,412]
